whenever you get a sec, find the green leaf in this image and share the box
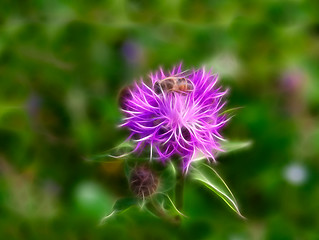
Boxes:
[219,107,243,116]
[124,160,134,179]
[220,140,252,154]
[113,197,139,212]
[161,193,186,217]
[87,141,136,162]
[158,162,176,193]
[0,105,23,119]
[99,197,139,225]
[190,163,245,218]
[186,140,252,164]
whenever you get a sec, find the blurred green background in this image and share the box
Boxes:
[1,0,319,239]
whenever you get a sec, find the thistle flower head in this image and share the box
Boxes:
[120,64,228,171]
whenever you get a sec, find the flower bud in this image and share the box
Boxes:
[129,166,159,198]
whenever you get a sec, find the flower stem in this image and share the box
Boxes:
[146,200,180,225]
[175,170,185,218]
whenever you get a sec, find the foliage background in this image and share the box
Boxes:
[1,0,319,239]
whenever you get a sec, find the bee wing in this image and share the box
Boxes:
[186,79,195,90]
[173,69,192,78]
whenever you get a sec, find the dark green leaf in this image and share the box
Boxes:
[99,197,139,224]
[87,141,136,162]
[219,107,243,116]
[158,162,176,193]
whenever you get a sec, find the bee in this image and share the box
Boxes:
[154,77,194,95]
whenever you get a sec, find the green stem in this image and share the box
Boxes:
[175,170,185,220]
[146,200,180,225]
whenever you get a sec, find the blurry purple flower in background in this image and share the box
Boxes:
[119,64,229,171]
[279,68,307,117]
[121,40,143,65]
[280,69,305,94]
[26,93,42,130]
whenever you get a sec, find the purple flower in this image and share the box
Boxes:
[119,64,229,171]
